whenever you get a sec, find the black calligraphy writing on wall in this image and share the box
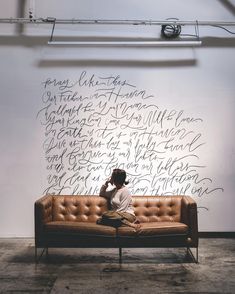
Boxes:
[37,71,224,201]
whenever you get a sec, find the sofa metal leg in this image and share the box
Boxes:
[119,247,122,264]
[187,247,199,263]
[35,246,37,263]
[35,247,47,263]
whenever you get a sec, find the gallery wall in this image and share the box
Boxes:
[0,0,234,236]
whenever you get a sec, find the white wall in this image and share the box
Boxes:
[0,0,235,236]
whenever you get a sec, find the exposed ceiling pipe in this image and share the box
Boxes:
[1,17,234,48]
[0,18,235,26]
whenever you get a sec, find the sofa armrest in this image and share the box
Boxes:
[34,195,53,247]
[181,196,198,247]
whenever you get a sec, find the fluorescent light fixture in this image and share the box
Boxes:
[41,46,196,61]
[47,40,202,47]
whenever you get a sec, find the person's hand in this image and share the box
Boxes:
[104,178,111,186]
[110,176,114,185]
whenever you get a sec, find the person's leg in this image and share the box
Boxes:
[119,212,141,230]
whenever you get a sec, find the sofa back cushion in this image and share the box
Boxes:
[51,195,182,223]
[52,195,108,222]
[132,196,182,223]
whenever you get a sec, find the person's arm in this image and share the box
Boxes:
[99,180,114,199]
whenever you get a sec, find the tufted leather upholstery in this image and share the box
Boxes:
[35,194,198,250]
[52,195,107,223]
[133,196,182,223]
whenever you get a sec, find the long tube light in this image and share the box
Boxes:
[47,40,202,47]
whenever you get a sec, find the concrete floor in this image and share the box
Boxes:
[0,238,234,293]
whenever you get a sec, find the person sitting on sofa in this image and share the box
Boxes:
[99,168,140,229]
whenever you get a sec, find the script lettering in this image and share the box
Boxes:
[37,72,223,207]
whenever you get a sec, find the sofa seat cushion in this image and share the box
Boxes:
[117,222,188,237]
[44,221,116,237]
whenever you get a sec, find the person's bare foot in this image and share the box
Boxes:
[134,223,141,231]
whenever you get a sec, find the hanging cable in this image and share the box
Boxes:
[211,24,235,35]
[195,20,200,41]
[49,18,56,43]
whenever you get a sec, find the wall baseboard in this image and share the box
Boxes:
[199,232,235,238]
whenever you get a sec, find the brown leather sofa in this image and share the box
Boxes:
[35,195,198,263]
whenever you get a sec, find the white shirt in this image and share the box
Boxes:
[99,185,135,216]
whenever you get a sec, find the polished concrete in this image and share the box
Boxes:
[0,238,234,293]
